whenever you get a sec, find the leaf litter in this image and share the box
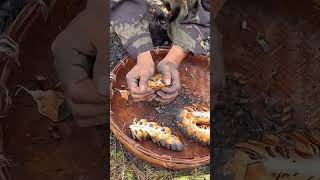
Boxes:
[15,84,65,122]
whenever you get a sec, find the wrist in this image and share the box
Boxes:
[137,51,154,66]
[162,58,180,67]
[162,45,188,66]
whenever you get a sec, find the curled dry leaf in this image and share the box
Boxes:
[224,151,251,180]
[226,131,320,180]
[115,89,130,101]
[16,85,64,122]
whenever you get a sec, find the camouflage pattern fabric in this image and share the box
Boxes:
[110,0,211,58]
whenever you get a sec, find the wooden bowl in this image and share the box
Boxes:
[110,47,210,170]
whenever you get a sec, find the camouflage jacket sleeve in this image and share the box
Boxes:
[167,0,210,56]
[110,0,154,59]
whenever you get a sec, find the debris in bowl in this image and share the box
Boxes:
[115,89,130,101]
[145,84,209,144]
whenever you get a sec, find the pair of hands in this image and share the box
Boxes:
[126,46,187,104]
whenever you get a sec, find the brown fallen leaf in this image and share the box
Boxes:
[224,151,250,180]
[115,89,130,101]
[16,85,65,122]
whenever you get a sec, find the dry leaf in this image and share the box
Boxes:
[245,163,273,180]
[16,85,64,122]
[225,151,251,180]
[227,132,320,180]
[115,89,130,101]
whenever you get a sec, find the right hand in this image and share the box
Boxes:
[126,51,156,102]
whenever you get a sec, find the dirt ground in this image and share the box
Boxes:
[214,0,320,178]
[3,0,106,179]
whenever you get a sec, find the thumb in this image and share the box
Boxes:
[139,74,149,92]
[163,70,171,85]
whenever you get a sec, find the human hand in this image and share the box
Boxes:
[126,51,156,102]
[155,45,188,104]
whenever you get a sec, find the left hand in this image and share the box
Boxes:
[156,59,180,104]
[155,45,188,104]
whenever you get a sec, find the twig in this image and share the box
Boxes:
[269,44,284,57]
[14,84,32,96]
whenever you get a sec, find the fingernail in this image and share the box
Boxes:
[140,85,145,92]
[165,79,171,85]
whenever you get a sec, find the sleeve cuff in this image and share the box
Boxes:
[126,36,154,59]
[171,25,210,56]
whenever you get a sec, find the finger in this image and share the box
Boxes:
[139,74,150,92]
[133,93,156,102]
[162,84,179,93]
[131,90,155,99]
[162,70,172,85]
[127,75,139,92]
[130,86,154,95]
[154,97,174,105]
[127,76,154,95]
[155,94,177,104]
[156,91,179,100]
[162,67,180,93]
[147,94,157,102]
[159,101,172,105]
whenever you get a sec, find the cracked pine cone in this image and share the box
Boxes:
[224,131,320,180]
[177,103,210,145]
[129,118,183,151]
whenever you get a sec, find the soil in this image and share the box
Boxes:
[4,0,106,179]
[213,0,320,178]
[146,86,203,130]
[110,35,126,71]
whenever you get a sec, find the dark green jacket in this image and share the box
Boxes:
[110,0,211,58]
